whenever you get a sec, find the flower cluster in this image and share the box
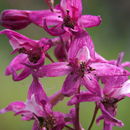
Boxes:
[0,0,130,130]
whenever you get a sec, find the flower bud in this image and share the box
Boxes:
[54,43,67,61]
[0,9,31,30]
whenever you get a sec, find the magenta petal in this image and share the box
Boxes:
[60,0,82,19]
[0,29,36,50]
[76,46,91,62]
[79,15,102,28]
[95,52,107,63]
[61,74,80,96]
[37,62,71,77]
[96,115,104,126]
[42,11,62,26]
[24,95,44,117]
[68,92,101,105]
[68,31,95,60]
[5,54,31,81]
[43,19,66,36]
[5,54,27,75]
[82,74,101,95]
[99,103,124,127]
[114,80,130,97]
[53,112,65,129]
[28,76,48,105]
[28,9,61,27]
[67,96,78,105]
[103,74,128,87]
[32,120,40,130]
[91,63,130,77]
[0,101,25,114]
[12,67,31,81]
[122,61,130,68]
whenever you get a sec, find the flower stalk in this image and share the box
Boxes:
[75,86,81,130]
[0,0,130,130]
[88,104,99,130]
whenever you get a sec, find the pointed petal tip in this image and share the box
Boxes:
[0,109,7,114]
[67,97,78,106]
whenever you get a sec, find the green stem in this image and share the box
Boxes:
[88,104,99,130]
[75,86,81,130]
[65,125,75,130]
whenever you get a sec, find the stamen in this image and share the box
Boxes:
[37,115,56,129]
[18,47,27,54]
[79,62,86,77]
[102,97,119,109]
[63,10,75,29]
[18,47,43,63]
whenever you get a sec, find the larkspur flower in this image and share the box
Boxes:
[0,0,101,36]
[0,94,68,130]
[68,79,130,130]
[0,72,68,130]
[68,54,130,130]
[0,29,52,81]
[43,0,102,35]
[0,9,57,30]
[36,31,129,96]
[0,0,130,129]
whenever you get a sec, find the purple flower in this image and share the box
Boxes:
[68,77,130,129]
[0,96,66,130]
[68,54,130,129]
[37,31,129,96]
[43,0,102,35]
[0,77,68,130]
[0,29,52,81]
[0,9,57,30]
[0,0,101,35]
[0,0,130,129]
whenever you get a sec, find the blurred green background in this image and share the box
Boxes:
[0,0,130,129]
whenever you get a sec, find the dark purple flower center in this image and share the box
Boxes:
[79,62,95,77]
[38,115,56,129]
[102,97,118,108]
[18,47,43,63]
[70,61,95,77]
[78,62,86,77]
[63,10,75,29]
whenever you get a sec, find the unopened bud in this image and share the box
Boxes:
[0,9,31,30]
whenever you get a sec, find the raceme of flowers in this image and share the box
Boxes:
[0,0,130,130]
